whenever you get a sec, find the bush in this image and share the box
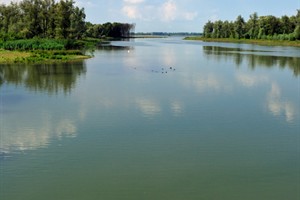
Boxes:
[0,39,76,51]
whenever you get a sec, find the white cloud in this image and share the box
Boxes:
[75,1,95,8]
[123,0,144,4]
[122,5,141,19]
[183,11,198,20]
[161,0,177,22]
[121,0,198,24]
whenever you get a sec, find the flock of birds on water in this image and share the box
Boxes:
[128,50,176,74]
[133,66,176,74]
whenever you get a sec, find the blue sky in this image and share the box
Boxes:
[2,0,299,32]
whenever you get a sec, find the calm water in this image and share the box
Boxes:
[1,38,299,200]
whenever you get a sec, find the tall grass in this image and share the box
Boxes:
[0,39,85,51]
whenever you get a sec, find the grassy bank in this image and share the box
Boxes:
[0,49,91,64]
[184,37,300,47]
[0,38,105,64]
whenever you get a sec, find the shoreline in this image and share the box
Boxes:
[0,49,91,64]
[184,37,300,47]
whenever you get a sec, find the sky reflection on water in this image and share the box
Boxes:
[0,38,299,200]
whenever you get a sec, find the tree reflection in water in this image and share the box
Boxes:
[203,46,300,76]
[0,61,86,94]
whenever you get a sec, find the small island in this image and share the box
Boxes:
[0,0,135,64]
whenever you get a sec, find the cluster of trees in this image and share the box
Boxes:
[0,0,86,40]
[0,0,135,41]
[203,10,300,40]
[85,22,135,38]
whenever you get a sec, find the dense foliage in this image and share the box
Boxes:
[0,0,135,41]
[203,10,300,41]
[0,39,86,50]
[85,22,135,39]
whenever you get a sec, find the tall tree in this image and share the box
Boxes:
[213,20,223,38]
[280,15,293,34]
[234,15,245,39]
[259,15,280,36]
[203,21,214,38]
[56,0,74,39]
[70,6,86,39]
[247,12,259,39]
[294,9,300,40]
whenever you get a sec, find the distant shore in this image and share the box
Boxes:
[184,37,300,47]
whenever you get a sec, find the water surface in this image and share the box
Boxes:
[1,38,299,200]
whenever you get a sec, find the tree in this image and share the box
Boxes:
[213,20,223,38]
[70,7,86,39]
[234,15,245,39]
[247,12,259,39]
[280,15,293,34]
[259,15,280,36]
[203,21,214,38]
[201,10,299,41]
[294,9,300,40]
[56,0,74,39]
[222,20,235,38]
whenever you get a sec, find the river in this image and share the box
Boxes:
[1,37,299,200]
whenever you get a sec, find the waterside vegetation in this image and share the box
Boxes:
[187,11,300,47]
[0,49,90,64]
[0,0,135,63]
[185,37,300,47]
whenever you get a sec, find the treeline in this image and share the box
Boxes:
[203,10,300,40]
[0,0,135,41]
[85,22,135,38]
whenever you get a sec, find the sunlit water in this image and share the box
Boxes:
[1,38,299,200]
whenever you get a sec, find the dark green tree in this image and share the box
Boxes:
[55,0,74,39]
[70,7,86,39]
[294,10,300,39]
[280,15,293,34]
[213,20,223,38]
[203,21,214,38]
[247,12,259,39]
[234,15,245,39]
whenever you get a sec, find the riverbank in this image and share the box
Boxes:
[184,37,300,47]
[0,49,91,64]
[0,38,105,64]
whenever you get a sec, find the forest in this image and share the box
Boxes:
[0,0,135,41]
[203,10,300,41]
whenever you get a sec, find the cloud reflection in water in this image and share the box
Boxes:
[267,83,296,122]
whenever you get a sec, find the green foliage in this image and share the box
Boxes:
[234,15,245,39]
[0,0,135,41]
[202,10,300,41]
[84,22,135,38]
[0,0,85,40]
[0,39,86,51]
[294,26,300,40]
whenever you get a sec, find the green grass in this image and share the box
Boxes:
[184,37,300,47]
[0,39,87,51]
[0,49,91,64]
[0,38,107,51]
[0,38,105,64]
